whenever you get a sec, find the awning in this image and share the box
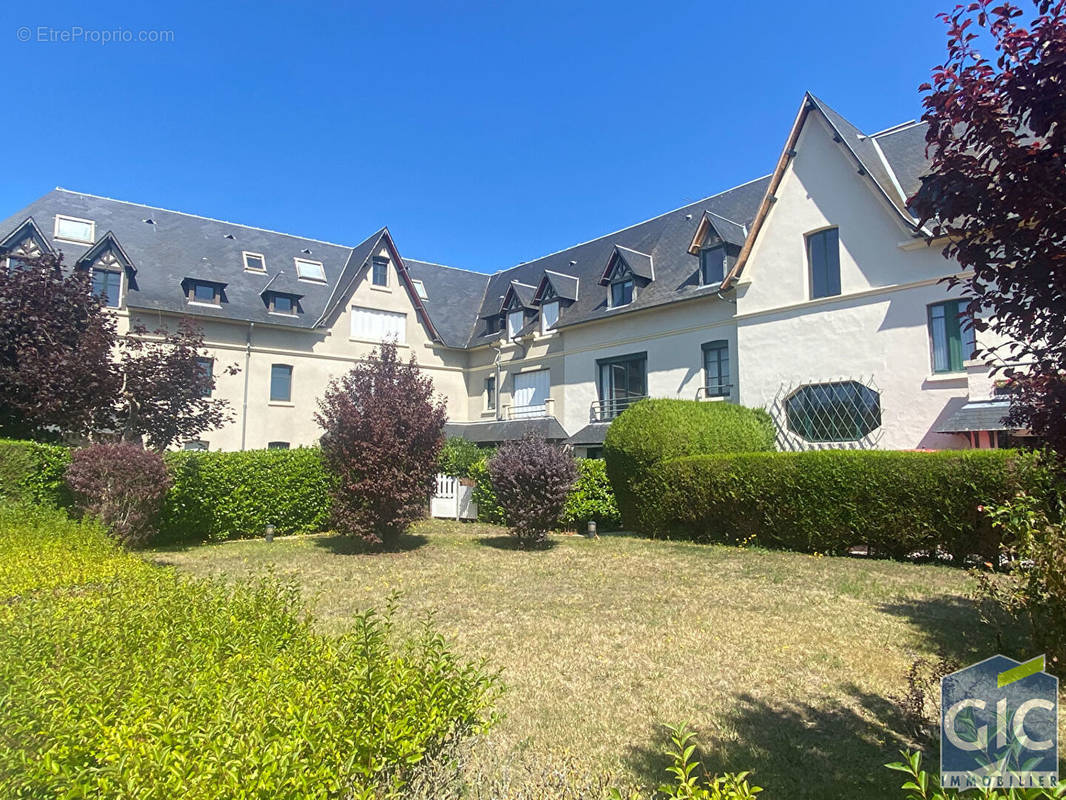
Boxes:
[444,417,568,445]
[565,422,611,447]
[936,401,1012,433]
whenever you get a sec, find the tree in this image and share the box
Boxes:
[315,341,447,548]
[108,319,238,451]
[912,0,1066,455]
[488,436,577,548]
[0,253,118,440]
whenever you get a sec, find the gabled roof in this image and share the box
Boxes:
[501,280,538,311]
[686,211,748,254]
[533,269,579,304]
[74,231,137,273]
[602,245,654,284]
[723,93,928,290]
[0,216,55,256]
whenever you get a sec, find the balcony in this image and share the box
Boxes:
[501,398,555,420]
[590,395,648,422]
[695,384,733,401]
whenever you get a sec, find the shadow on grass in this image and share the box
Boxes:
[475,535,557,551]
[625,687,916,800]
[311,533,429,555]
[877,594,1028,665]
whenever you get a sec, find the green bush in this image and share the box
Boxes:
[159,448,333,543]
[469,456,506,525]
[603,400,775,528]
[638,449,1043,562]
[0,438,71,507]
[0,503,498,799]
[560,458,622,531]
[438,436,484,478]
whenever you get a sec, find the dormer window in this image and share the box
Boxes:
[541,300,560,334]
[610,276,634,307]
[54,215,95,244]
[507,309,525,338]
[243,252,266,272]
[700,244,726,285]
[92,268,121,308]
[268,292,299,315]
[185,279,223,306]
[294,257,326,282]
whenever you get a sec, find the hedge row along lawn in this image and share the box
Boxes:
[0,503,498,799]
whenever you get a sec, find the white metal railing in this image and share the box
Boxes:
[500,398,555,420]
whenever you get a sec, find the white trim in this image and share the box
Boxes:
[242,251,267,272]
[411,279,429,300]
[188,300,222,309]
[53,214,95,244]
[870,136,909,206]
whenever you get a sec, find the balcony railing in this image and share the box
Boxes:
[590,395,648,422]
[501,398,555,420]
[695,384,733,401]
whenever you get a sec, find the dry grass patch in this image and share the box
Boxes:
[155,521,1008,798]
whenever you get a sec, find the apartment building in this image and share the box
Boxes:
[0,93,1015,453]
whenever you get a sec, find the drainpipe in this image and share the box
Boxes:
[239,322,254,451]
[491,339,504,421]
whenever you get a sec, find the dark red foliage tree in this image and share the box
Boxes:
[912,0,1066,455]
[108,319,238,451]
[315,341,447,548]
[66,443,172,547]
[488,436,577,548]
[0,253,119,441]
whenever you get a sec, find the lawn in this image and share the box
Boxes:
[156,522,1001,798]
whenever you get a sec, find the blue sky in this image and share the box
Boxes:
[0,1,950,272]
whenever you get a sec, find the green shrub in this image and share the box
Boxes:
[560,458,622,531]
[438,436,484,478]
[159,448,333,543]
[0,503,498,799]
[638,449,1043,562]
[0,438,71,507]
[470,456,506,525]
[603,400,775,528]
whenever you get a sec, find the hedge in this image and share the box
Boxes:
[560,458,622,531]
[603,399,775,528]
[0,502,497,798]
[159,448,333,543]
[636,449,1046,562]
[0,438,72,508]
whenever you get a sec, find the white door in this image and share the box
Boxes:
[513,370,550,417]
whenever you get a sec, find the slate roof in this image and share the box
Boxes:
[444,417,568,443]
[936,401,1013,433]
[0,95,933,352]
[566,422,611,446]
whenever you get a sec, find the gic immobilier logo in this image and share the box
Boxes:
[941,654,1058,790]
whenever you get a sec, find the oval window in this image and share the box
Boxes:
[785,381,881,442]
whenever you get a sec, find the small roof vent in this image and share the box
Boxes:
[224,233,235,240]
[142,218,155,225]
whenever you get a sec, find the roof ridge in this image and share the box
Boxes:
[52,187,367,251]
[404,257,489,275]
[870,119,927,140]
[495,174,771,272]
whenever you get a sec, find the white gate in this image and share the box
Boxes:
[430,474,478,520]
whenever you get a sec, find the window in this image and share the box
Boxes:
[371,257,388,287]
[188,281,221,305]
[243,252,266,272]
[585,447,604,460]
[610,278,634,308]
[196,357,214,398]
[270,293,298,315]
[485,315,500,335]
[54,215,95,244]
[785,381,881,442]
[807,227,841,299]
[183,440,208,451]
[485,376,496,411]
[928,300,976,373]
[270,364,293,402]
[91,268,121,308]
[294,258,326,282]
[6,256,30,272]
[596,353,647,420]
[700,245,725,285]
[507,309,525,338]
[541,300,560,334]
[267,441,290,450]
[412,279,428,300]
[702,340,730,397]
[350,306,406,344]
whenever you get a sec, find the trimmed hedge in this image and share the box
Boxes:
[0,503,498,798]
[637,449,1045,562]
[604,399,776,528]
[159,448,333,543]
[469,456,506,525]
[0,438,72,508]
